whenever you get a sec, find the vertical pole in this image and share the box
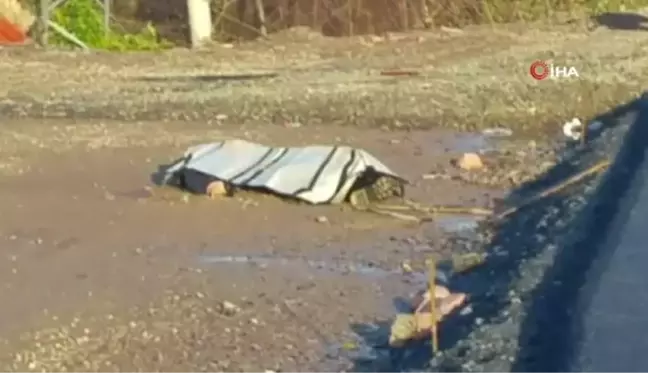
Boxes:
[400,0,409,31]
[187,0,213,48]
[347,0,353,36]
[420,0,432,28]
[428,257,438,353]
[39,0,49,47]
[312,0,318,32]
[104,0,110,36]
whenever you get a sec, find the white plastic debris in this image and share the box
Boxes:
[482,127,513,137]
[563,118,583,140]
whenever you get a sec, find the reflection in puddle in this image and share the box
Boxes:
[449,128,512,154]
[451,134,492,154]
[199,255,425,283]
[199,216,483,283]
[198,244,484,288]
[435,215,480,233]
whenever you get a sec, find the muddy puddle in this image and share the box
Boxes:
[434,215,481,236]
[448,128,512,154]
[196,254,428,370]
[195,208,486,371]
[198,254,425,284]
[196,214,481,278]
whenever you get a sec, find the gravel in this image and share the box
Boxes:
[1,26,646,133]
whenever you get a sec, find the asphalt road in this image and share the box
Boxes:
[567,96,648,372]
[427,93,648,372]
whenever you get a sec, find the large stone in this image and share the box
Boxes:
[456,152,484,171]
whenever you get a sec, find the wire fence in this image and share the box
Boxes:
[135,0,484,43]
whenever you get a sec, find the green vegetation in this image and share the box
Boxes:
[50,0,171,50]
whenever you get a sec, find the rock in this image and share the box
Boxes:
[460,304,473,316]
[284,121,302,128]
[401,260,413,273]
[315,215,328,223]
[456,153,484,171]
[440,26,464,34]
[221,300,240,315]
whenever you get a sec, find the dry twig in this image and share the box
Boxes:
[375,200,493,216]
[253,0,267,37]
[427,257,438,353]
[495,159,610,220]
[367,206,421,222]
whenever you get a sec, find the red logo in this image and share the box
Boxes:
[530,60,550,80]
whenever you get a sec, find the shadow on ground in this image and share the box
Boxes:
[344,94,646,372]
[136,73,279,83]
[511,94,648,370]
[593,12,648,31]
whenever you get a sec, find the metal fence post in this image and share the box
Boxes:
[36,0,109,49]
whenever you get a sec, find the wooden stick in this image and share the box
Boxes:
[400,0,409,31]
[253,0,267,37]
[367,206,421,222]
[347,0,354,36]
[495,160,610,220]
[427,257,438,353]
[420,0,432,28]
[374,201,493,217]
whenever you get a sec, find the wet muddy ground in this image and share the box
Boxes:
[0,118,560,371]
[2,20,641,371]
